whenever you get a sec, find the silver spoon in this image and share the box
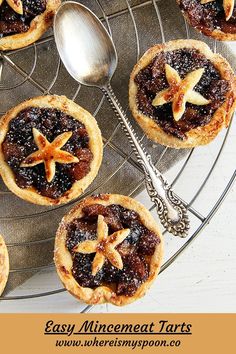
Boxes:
[53,1,189,237]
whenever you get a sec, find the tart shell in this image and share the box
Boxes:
[0,0,61,51]
[54,194,164,306]
[0,95,103,206]
[176,0,236,41]
[129,39,236,149]
[0,234,9,296]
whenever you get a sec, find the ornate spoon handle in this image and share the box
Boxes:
[103,84,190,238]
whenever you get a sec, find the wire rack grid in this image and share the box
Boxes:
[0,0,235,313]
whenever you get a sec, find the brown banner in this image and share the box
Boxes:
[0,314,234,353]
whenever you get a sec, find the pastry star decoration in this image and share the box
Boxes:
[21,128,79,183]
[201,0,235,21]
[73,215,130,276]
[0,0,23,15]
[152,64,210,122]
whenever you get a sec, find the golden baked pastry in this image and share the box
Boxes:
[0,0,61,51]
[0,234,9,296]
[177,0,236,41]
[0,95,103,205]
[54,194,163,306]
[129,39,236,149]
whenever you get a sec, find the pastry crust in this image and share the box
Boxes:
[176,0,236,41]
[54,194,164,306]
[129,39,236,149]
[0,95,103,206]
[0,234,9,296]
[0,0,61,51]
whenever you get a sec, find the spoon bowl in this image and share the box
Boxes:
[54,1,117,87]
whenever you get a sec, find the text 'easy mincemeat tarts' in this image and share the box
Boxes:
[54,194,163,306]
[177,0,236,41]
[0,234,9,296]
[0,95,103,206]
[0,0,61,51]
[129,39,236,149]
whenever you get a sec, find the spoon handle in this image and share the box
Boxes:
[103,84,190,237]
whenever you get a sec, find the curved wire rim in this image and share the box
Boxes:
[1,167,235,300]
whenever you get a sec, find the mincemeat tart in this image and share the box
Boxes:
[54,194,163,306]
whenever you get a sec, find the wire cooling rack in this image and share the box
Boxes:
[0,0,235,312]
